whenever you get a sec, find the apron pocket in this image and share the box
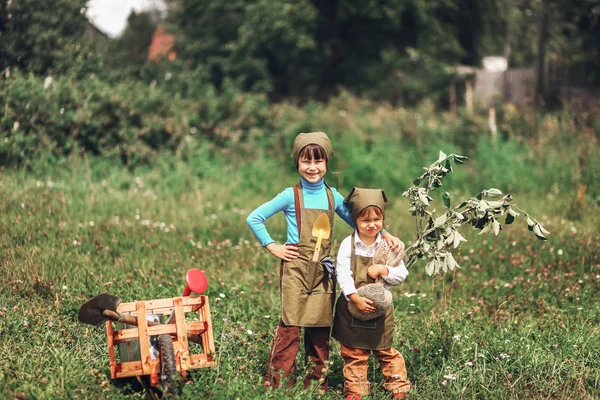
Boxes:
[351,315,378,330]
[304,260,323,294]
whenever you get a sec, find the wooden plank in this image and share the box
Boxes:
[201,298,216,361]
[173,297,191,370]
[112,327,138,342]
[106,321,117,379]
[186,321,208,336]
[113,361,161,378]
[189,353,217,369]
[116,296,204,313]
[113,324,177,341]
[136,301,152,375]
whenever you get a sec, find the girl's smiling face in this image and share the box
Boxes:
[297,144,328,183]
[298,157,327,183]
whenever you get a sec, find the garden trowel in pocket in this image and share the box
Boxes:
[311,212,331,262]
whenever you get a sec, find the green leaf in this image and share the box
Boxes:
[533,224,547,240]
[453,155,467,164]
[505,213,515,225]
[487,201,503,208]
[438,150,447,162]
[479,223,491,235]
[436,239,444,250]
[434,213,448,228]
[442,192,451,208]
[447,252,459,270]
[441,256,449,273]
[453,231,466,248]
[444,231,455,246]
[425,260,435,276]
[412,178,421,186]
[445,159,453,172]
[492,219,501,235]
[486,188,503,196]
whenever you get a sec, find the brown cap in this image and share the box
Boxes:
[290,132,334,164]
[344,187,388,223]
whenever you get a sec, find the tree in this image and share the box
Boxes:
[112,11,158,65]
[0,0,100,76]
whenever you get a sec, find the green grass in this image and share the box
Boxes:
[1,153,599,399]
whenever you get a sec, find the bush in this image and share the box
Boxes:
[0,72,271,167]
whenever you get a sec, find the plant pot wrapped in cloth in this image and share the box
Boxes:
[347,243,405,321]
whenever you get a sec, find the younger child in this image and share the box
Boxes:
[246,132,403,390]
[332,187,411,399]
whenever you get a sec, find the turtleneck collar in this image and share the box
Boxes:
[300,177,325,193]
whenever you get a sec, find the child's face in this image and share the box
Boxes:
[298,156,327,183]
[356,208,383,240]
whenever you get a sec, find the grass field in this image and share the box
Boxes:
[1,153,599,399]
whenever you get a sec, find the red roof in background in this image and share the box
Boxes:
[148,25,176,61]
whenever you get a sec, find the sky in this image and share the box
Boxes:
[86,0,166,38]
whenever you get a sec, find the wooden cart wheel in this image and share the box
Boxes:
[158,334,178,395]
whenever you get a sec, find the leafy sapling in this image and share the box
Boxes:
[402,151,549,276]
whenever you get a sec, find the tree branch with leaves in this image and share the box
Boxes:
[402,151,549,276]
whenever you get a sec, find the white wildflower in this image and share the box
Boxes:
[44,76,53,89]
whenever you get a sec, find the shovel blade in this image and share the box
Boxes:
[78,293,122,327]
[311,213,331,239]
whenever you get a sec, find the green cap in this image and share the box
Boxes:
[290,132,334,164]
[344,187,388,223]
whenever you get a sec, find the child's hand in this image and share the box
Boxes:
[368,264,388,279]
[382,232,404,251]
[349,294,376,314]
[266,243,299,262]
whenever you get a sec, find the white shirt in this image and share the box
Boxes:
[336,231,409,299]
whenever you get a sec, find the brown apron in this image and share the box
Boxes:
[332,233,395,350]
[280,183,336,327]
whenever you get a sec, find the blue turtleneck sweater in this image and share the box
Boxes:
[246,178,355,247]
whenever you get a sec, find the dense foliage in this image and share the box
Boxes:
[2,0,600,102]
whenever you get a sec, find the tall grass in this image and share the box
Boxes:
[1,140,599,398]
[1,94,599,398]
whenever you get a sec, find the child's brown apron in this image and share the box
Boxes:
[280,183,336,327]
[332,233,395,350]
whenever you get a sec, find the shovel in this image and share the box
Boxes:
[78,293,203,345]
[311,213,331,262]
[305,213,331,294]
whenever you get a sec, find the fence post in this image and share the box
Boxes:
[465,80,473,115]
[488,107,497,138]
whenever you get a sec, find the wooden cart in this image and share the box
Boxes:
[105,295,216,388]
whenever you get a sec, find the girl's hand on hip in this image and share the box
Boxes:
[382,232,405,251]
[266,243,299,262]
